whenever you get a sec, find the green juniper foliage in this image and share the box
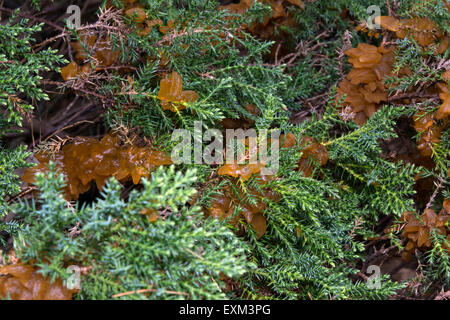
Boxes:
[0,13,65,240]
[0,0,449,299]
[13,164,251,299]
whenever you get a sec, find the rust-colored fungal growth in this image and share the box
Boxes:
[401,199,450,260]
[60,30,120,80]
[61,61,81,81]
[219,0,304,40]
[159,20,176,35]
[212,133,327,238]
[218,163,266,181]
[136,18,164,36]
[355,23,383,39]
[219,0,304,59]
[217,133,328,180]
[157,71,199,112]
[413,110,443,157]
[436,72,450,120]
[278,133,329,177]
[213,132,301,238]
[336,44,395,126]
[217,131,269,181]
[73,34,120,68]
[208,174,280,239]
[393,146,435,205]
[217,136,264,181]
[125,7,147,23]
[123,1,164,36]
[279,132,297,149]
[375,9,449,54]
[106,0,163,36]
[0,264,75,300]
[220,104,259,129]
[412,69,449,158]
[22,133,172,200]
[297,136,329,177]
[140,208,159,223]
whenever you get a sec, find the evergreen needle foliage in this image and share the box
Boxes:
[12,164,251,299]
[0,0,448,300]
[0,13,65,241]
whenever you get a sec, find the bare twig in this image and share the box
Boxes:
[425,177,444,210]
[41,120,95,144]
[0,6,65,31]
[112,286,189,298]
[387,92,439,102]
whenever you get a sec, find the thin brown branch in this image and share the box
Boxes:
[112,287,188,298]
[387,92,439,102]
[42,120,95,143]
[0,6,65,32]
[425,177,444,210]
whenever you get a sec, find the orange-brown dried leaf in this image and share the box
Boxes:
[157,71,198,112]
[374,16,401,32]
[61,61,80,81]
[0,264,75,300]
[22,133,172,200]
[125,7,147,23]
